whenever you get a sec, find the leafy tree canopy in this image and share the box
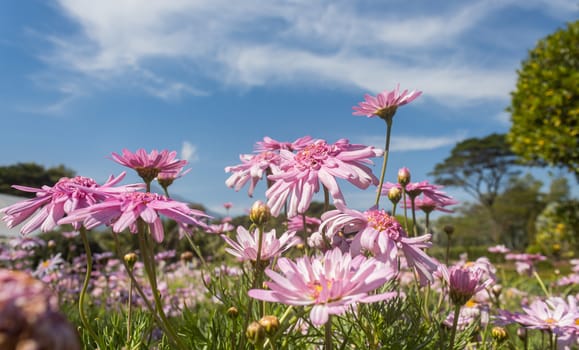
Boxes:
[0,162,75,198]
[430,133,520,209]
[507,21,579,179]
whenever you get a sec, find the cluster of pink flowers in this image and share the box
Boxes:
[1,149,209,243]
[226,136,383,217]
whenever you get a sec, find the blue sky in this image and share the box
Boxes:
[0,0,577,217]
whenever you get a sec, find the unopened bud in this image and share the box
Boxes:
[516,327,527,341]
[492,284,502,298]
[249,201,271,225]
[258,315,280,337]
[124,253,138,269]
[180,251,194,263]
[397,167,411,186]
[246,321,265,346]
[47,240,56,249]
[491,326,507,342]
[226,307,239,319]
[443,225,455,236]
[387,187,402,204]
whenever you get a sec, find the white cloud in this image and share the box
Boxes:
[41,0,577,105]
[360,131,468,152]
[181,141,199,163]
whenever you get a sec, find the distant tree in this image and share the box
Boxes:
[0,163,75,198]
[507,21,579,179]
[430,133,520,212]
[492,174,545,250]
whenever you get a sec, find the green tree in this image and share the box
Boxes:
[0,163,75,197]
[507,21,579,178]
[492,174,545,250]
[430,133,520,214]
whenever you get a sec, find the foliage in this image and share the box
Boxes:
[507,21,579,179]
[0,162,75,197]
[430,133,520,210]
[492,174,545,250]
[534,199,579,258]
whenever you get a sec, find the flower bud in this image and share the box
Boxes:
[397,167,411,186]
[443,225,455,236]
[124,253,138,269]
[180,251,194,263]
[47,240,56,249]
[387,186,402,204]
[226,306,239,319]
[258,315,280,337]
[246,321,265,346]
[491,326,507,343]
[249,201,271,226]
[492,284,502,298]
[516,327,527,341]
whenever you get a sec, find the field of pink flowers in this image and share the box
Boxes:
[0,86,577,350]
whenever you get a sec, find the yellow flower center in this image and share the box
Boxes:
[465,299,477,308]
[544,318,556,325]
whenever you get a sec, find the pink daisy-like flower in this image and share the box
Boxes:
[225,151,282,197]
[59,192,209,243]
[319,205,438,285]
[248,248,398,326]
[254,136,313,152]
[157,167,191,190]
[498,298,576,332]
[409,194,458,214]
[287,215,322,234]
[488,244,511,254]
[111,149,188,183]
[221,226,299,262]
[266,139,382,217]
[0,173,141,235]
[352,84,422,120]
[441,264,493,306]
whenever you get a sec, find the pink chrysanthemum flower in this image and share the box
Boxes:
[225,151,282,197]
[221,226,299,262]
[266,139,382,217]
[410,193,458,214]
[248,248,398,326]
[497,298,577,333]
[157,167,191,190]
[111,149,188,183]
[352,84,422,120]
[287,215,322,234]
[59,192,209,243]
[0,173,140,235]
[488,244,511,254]
[318,205,438,285]
[254,136,313,152]
[441,264,493,306]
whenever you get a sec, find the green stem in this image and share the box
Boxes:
[126,273,133,345]
[374,119,393,208]
[391,203,398,217]
[242,225,267,348]
[325,315,333,350]
[445,234,451,265]
[425,212,430,234]
[402,190,409,232]
[410,196,418,237]
[79,227,105,349]
[448,304,461,350]
[533,270,551,297]
[138,222,186,350]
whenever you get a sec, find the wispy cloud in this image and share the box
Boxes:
[181,141,199,163]
[39,0,577,105]
[360,131,468,152]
